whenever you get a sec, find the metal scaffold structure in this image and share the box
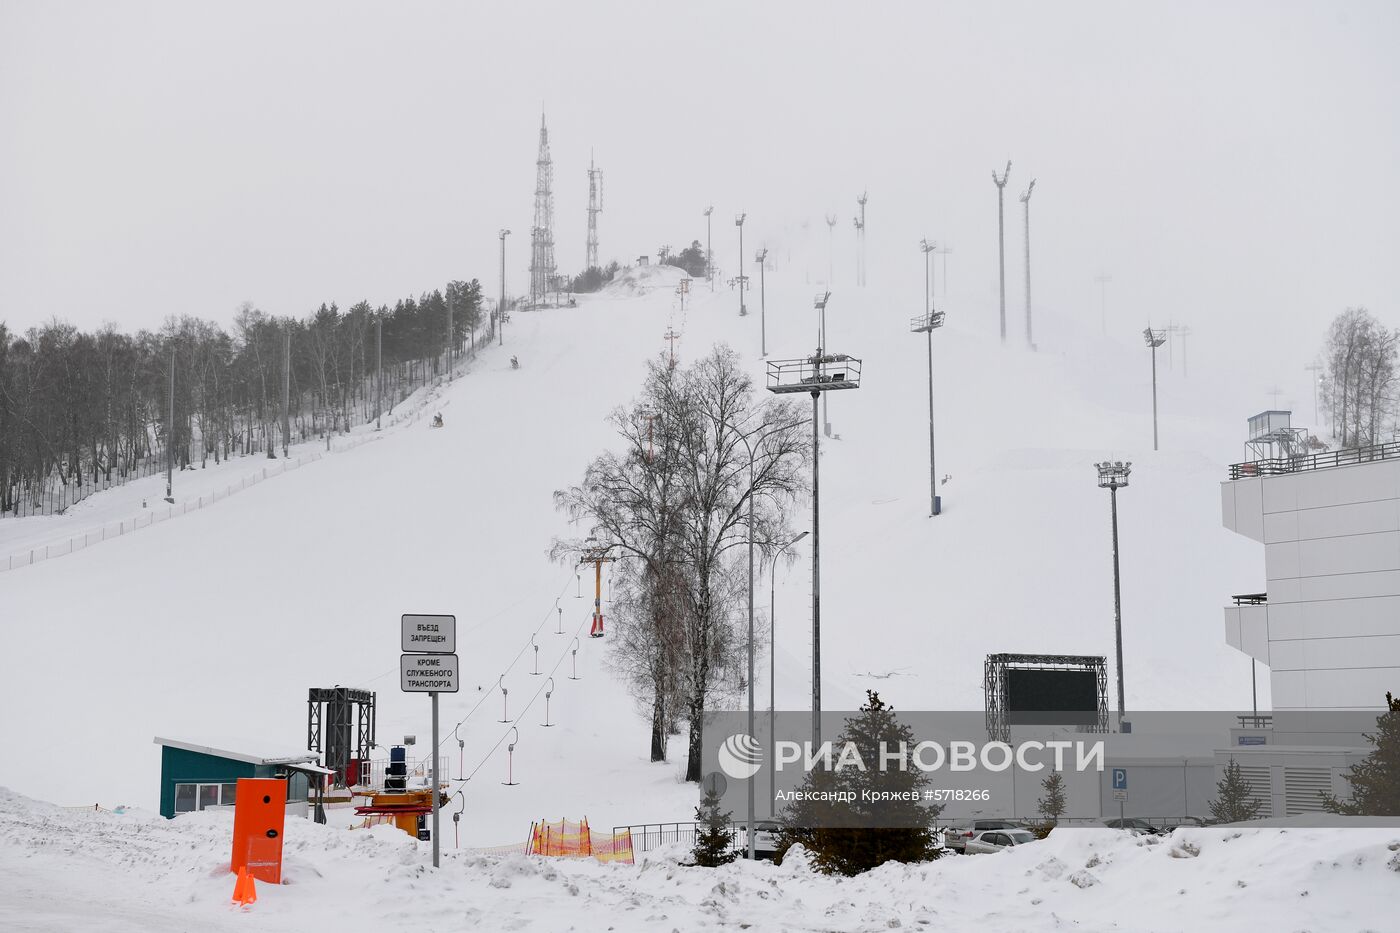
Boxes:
[529,112,557,308]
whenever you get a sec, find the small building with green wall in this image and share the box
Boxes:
[153,736,328,819]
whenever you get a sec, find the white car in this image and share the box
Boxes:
[963,828,1037,854]
[732,820,781,859]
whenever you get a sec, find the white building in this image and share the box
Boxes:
[1217,420,1399,815]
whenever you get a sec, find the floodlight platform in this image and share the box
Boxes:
[767,353,862,394]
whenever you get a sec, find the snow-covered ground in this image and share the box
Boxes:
[1,786,1396,933]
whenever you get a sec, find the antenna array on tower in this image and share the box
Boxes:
[586,154,603,273]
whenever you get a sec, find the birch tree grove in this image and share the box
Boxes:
[1321,307,1398,448]
[0,281,483,516]
[555,345,810,781]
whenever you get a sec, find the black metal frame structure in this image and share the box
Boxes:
[984,653,1108,743]
[308,686,376,788]
[766,352,862,394]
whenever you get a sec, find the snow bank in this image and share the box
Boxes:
[1,786,1395,932]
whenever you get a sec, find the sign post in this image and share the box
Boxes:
[1111,767,1128,823]
[401,614,458,869]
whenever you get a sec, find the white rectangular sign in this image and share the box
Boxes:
[1112,788,1127,801]
[400,653,460,693]
[402,614,456,654]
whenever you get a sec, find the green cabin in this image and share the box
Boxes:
[153,736,327,819]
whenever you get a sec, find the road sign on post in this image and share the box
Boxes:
[400,654,460,693]
[402,614,456,654]
[400,613,459,871]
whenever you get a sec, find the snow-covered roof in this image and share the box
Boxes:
[153,735,319,766]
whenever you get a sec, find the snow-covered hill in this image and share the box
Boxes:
[1,256,1271,845]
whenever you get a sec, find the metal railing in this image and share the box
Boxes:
[1228,440,1400,480]
[1232,593,1267,606]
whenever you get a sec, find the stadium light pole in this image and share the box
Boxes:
[769,529,809,816]
[815,292,832,438]
[1143,327,1166,450]
[165,348,175,503]
[735,213,747,316]
[992,161,1012,345]
[1020,179,1036,350]
[1095,461,1132,730]
[767,344,862,752]
[756,247,769,356]
[498,229,511,347]
[913,240,945,517]
[704,206,714,291]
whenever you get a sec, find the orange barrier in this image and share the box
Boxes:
[528,818,633,865]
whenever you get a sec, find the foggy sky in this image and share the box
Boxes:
[2,1,1397,399]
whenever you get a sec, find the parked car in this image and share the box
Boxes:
[1160,816,1214,829]
[1100,817,1167,835]
[732,820,781,859]
[943,820,1026,854]
[964,828,1038,854]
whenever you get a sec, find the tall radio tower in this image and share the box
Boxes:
[586,153,603,272]
[854,190,867,287]
[529,112,557,308]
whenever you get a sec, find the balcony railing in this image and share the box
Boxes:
[1232,593,1267,606]
[1228,440,1400,480]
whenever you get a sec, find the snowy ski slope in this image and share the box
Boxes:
[0,256,1267,845]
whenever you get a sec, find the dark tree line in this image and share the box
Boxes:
[0,280,483,515]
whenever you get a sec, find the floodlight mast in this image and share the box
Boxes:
[498,229,511,347]
[735,213,747,316]
[815,292,832,437]
[824,214,837,284]
[1095,461,1132,729]
[766,345,863,751]
[1143,327,1167,450]
[756,247,769,356]
[1020,179,1036,349]
[913,240,945,517]
[992,161,1012,344]
[704,206,714,291]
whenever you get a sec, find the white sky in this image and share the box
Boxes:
[2,0,1397,395]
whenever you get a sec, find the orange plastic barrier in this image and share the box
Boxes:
[528,818,633,865]
[231,778,286,885]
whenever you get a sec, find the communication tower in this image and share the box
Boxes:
[529,112,557,308]
[586,154,603,272]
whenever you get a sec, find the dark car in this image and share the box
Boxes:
[1100,817,1167,835]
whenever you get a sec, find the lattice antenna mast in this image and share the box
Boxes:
[586,152,603,272]
[854,190,868,287]
[529,112,557,308]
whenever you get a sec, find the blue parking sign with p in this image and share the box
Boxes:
[1112,768,1128,790]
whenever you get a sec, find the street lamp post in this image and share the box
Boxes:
[1143,328,1166,450]
[1095,460,1132,730]
[769,530,809,816]
[756,248,768,356]
[498,229,511,347]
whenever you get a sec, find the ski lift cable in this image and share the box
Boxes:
[455,610,593,785]
[437,569,578,753]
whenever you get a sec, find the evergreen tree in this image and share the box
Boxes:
[1322,692,1400,815]
[775,691,942,876]
[1209,757,1263,823]
[691,786,737,867]
[1037,772,1067,823]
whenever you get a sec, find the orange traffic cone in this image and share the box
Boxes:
[231,866,258,906]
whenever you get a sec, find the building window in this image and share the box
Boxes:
[173,782,238,813]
